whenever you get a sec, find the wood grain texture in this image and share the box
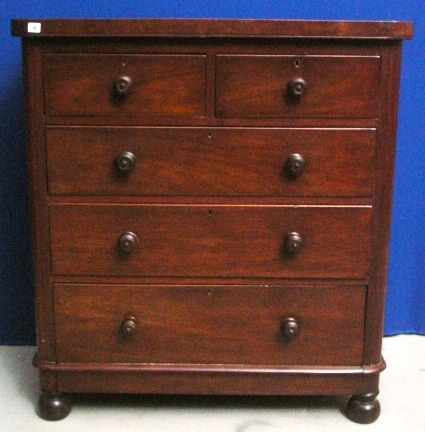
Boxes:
[46,127,375,197]
[44,115,378,128]
[54,284,365,365]
[56,370,380,395]
[49,205,373,278]
[46,196,373,206]
[11,19,413,40]
[49,275,370,286]
[49,360,383,395]
[43,54,207,116]
[216,55,380,118]
[13,19,411,408]
[21,40,57,365]
[363,42,403,365]
[40,361,386,375]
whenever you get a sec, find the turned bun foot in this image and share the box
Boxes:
[345,391,381,424]
[38,392,71,421]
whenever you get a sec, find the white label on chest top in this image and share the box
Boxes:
[27,22,41,33]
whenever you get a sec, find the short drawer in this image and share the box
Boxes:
[49,205,372,278]
[43,54,207,116]
[54,284,366,365]
[215,55,380,117]
[46,127,375,197]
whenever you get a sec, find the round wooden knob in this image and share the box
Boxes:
[113,75,133,97]
[288,77,307,97]
[120,317,137,334]
[285,153,306,178]
[115,151,136,175]
[118,232,139,253]
[284,232,304,255]
[280,317,300,340]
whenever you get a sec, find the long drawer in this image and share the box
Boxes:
[54,284,366,365]
[49,205,372,278]
[46,127,375,197]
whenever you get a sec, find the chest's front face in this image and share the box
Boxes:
[13,18,412,423]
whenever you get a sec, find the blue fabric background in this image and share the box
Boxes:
[1,1,423,344]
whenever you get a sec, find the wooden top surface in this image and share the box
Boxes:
[11,18,413,40]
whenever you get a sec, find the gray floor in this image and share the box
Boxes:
[0,335,424,431]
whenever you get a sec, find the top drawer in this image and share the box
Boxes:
[43,54,207,116]
[215,55,380,118]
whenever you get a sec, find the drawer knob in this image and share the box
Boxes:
[284,232,304,255]
[113,75,133,97]
[288,77,308,97]
[118,232,139,253]
[281,317,300,340]
[285,153,306,178]
[120,316,138,335]
[115,151,136,175]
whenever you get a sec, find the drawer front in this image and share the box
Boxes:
[43,54,207,116]
[50,205,372,278]
[216,55,380,117]
[54,284,366,365]
[46,127,375,197]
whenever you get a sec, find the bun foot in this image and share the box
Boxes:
[345,392,381,424]
[38,392,71,421]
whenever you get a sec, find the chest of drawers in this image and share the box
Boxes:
[12,18,412,423]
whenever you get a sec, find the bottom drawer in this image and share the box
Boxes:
[54,284,365,366]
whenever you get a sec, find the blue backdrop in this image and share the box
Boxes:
[1,1,423,344]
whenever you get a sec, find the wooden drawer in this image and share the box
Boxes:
[49,205,372,278]
[43,54,207,116]
[215,55,380,118]
[46,127,375,197]
[54,284,366,365]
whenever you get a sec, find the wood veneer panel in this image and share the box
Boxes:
[216,55,380,118]
[54,284,365,365]
[49,205,372,278]
[46,127,375,197]
[12,19,413,40]
[43,54,207,116]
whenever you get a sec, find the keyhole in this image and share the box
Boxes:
[208,131,213,139]
[293,58,302,68]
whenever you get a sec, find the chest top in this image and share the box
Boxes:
[12,18,413,39]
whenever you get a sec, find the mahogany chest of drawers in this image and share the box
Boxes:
[12,18,413,423]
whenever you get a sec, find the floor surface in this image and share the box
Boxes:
[0,335,424,431]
